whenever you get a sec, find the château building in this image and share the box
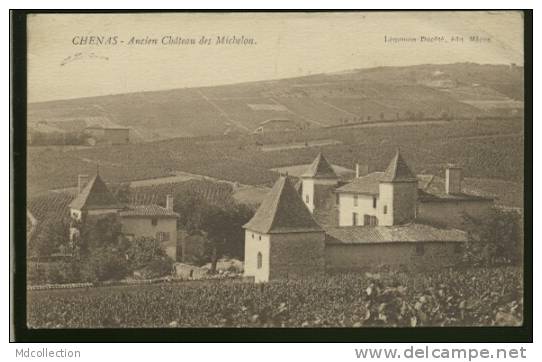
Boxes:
[243,151,493,282]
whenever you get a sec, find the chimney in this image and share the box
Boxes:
[166,194,174,211]
[78,174,89,194]
[355,163,369,178]
[445,166,462,195]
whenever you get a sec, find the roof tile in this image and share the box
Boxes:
[119,204,179,218]
[381,150,417,182]
[69,173,123,210]
[243,176,323,234]
[301,152,339,179]
[325,224,467,244]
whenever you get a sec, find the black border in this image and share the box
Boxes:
[11,9,533,343]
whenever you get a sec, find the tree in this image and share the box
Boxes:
[200,202,254,272]
[79,213,122,256]
[28,214,71,259]
[173,191,255,270]
[80,246,129,282]
[174,193,210,233]
[124,236,170,271]
[462,208,522,265]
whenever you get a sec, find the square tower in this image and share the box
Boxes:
[300,152,339,213]
[378,150,418,226]
[243,176,326,282]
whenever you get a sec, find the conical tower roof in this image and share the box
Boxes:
[243,176,323,234]
[69,173,123,210]
[381,150,417,182]
[301,152,338,179]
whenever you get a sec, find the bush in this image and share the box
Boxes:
[463,208,523,265]
[46,261,81,284]
[137,258,173,279]
[27,263,48,285]
[80,247,129,282]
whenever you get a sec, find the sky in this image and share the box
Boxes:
[27,11,524,103]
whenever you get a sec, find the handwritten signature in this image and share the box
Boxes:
[60,52,109,66]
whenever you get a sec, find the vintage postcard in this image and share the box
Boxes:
[20,11,526,332]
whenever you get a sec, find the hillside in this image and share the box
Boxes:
[28,117,524,196]
[27,63,524,141]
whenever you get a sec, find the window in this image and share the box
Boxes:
[257,252,263,269]
[252,233,254,239]
[305,195,310,204]
[259,235,261,241]
[364,215,378,226]
[336,193,340,205]
[156,232,170,242]
[373,196,377,209]
[352,212,359,226]
[353,194,358,206]
[415,244,425,256]
[383,205,388,214]
[151,218,158,226]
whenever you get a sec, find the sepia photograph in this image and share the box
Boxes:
[13,10,529,337]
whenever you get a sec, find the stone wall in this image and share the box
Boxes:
[417,200,493,229]
[325,241,461,271]
[391,182,418,225]
[268,232,326,280]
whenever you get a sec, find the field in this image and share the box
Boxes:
[128,179,234,207]
[24,63,525,332]
[27,265,523,328]
[28,118,524,195]
[27,63,523,141]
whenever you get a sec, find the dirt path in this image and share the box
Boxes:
[268,96,325,127]
[196,89,251,132]
[319,99,359,118]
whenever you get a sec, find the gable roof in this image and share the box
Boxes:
[325,224,467,245]
[118,204,179,218]
[293,178,303,194]
[381,150,417,182]
[335,172,385,195]
[69,173,123,211]
[243,176,323,234]
[301,152,339,179]
[335,172,494,203]
[417,175,494,202]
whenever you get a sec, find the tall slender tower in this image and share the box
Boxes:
[300,152,339,213]
[378,150,418,226]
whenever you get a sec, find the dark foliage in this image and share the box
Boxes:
[462,208,523,265]
[27,266,523,328]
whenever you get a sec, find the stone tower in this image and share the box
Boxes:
[378,150,418,226]
[300,152,339,213]
[243,176,325,282]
